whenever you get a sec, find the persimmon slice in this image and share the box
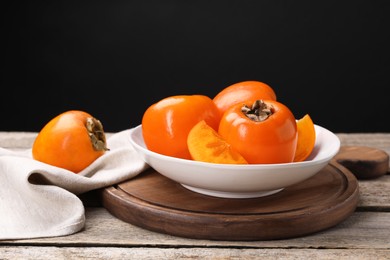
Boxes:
[293,114,316,162]
[187,120,248,164]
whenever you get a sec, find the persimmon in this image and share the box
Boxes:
[142,95,220,160]
[293,114,316,162]
[218,99,297,164]
[187,120,248,164]
[213,80,277,118]
[32,110,109,173]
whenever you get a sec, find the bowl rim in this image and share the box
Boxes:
[129,124,341,169]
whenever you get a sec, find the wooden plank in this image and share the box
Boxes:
[0,247,389,260]
[1,132,389,252]
[2,208,389,249]
[358,175,390,210]
[1,132,390,151]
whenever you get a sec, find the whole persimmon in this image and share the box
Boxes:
[32,110,109,173]
[142,95,220,160]
[213,80,277,118]
[218,99,297,164]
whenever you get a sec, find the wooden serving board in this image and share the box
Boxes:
[101,146,388,241]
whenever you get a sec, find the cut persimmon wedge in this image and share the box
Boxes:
[293,114,316,162]
[187,120,248,164]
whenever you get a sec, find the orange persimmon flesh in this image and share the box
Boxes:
[293,114,316,162]
[187,120,248,164]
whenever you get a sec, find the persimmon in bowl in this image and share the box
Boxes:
[129,124,340,199]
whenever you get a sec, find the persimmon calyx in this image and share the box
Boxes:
[241,100,274,122]
[86,117,110,152]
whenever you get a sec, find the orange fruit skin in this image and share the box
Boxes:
[213,80,277,118]
[218,100,297,164]
[293,114,316,162]
[32,110,106,173]
[187,120,248,164]
[142,95,220,160]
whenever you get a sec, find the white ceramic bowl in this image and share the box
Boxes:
[129,124,340,198]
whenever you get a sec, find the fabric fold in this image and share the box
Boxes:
[0,128,149,240]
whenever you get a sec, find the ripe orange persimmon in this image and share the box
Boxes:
[218,99,297,164]
[293,114,316,162]
[142,95,220,160]
[32,110,109,173]
[213,80,277,118]
[187,120,248,164]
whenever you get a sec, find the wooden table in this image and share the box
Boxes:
[0,131,389,259]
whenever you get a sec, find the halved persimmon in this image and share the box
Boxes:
[187,120,248,164]
[293,114,316,162]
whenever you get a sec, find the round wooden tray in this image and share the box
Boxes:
[101,147,368,241]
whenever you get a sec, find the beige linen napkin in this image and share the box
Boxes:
[0,128,149,240]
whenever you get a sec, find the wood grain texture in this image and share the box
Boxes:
[333,146,389,179]
[102,160,359,241]
[1,131,389,259]
[101,145,389,241]
[358,175,390,210]
[2,209,389,249]
[0,247,389,260]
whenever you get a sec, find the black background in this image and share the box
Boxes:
[2,1,390,133]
